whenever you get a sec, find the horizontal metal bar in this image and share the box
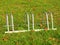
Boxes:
[5,28,57,33]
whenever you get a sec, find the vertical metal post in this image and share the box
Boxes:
[11,14,14,31]
[32,14,34,30]
[27,14,30,30]
[6,15,9,31]
[51,13,54,29]
[46,13,49,30]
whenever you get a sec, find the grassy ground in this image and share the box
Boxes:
[0,0,60,45]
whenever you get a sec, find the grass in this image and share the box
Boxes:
[0,0,60,45]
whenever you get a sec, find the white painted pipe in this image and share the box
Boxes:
[11,14,14,31]
[6,15,9,31]
[46,13,49,30]
[32,14,34,30]
[51,13,54,29]
[27,14,30,30]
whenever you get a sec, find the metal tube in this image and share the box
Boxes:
[46,13,49,30]
[32,14,34,30]
[6,15,9,31]
[27,14,30,30]
[11,14,14,31]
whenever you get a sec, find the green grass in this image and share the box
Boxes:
[0,0,60,45]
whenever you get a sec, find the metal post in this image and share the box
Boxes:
[32,14,34,30]
[46,13,49,30]
[51,13,54,29]
[11,14,14,31]
[6,15,9,31]
[27,14,30,30]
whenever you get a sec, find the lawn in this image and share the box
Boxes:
[0,0,60,45]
